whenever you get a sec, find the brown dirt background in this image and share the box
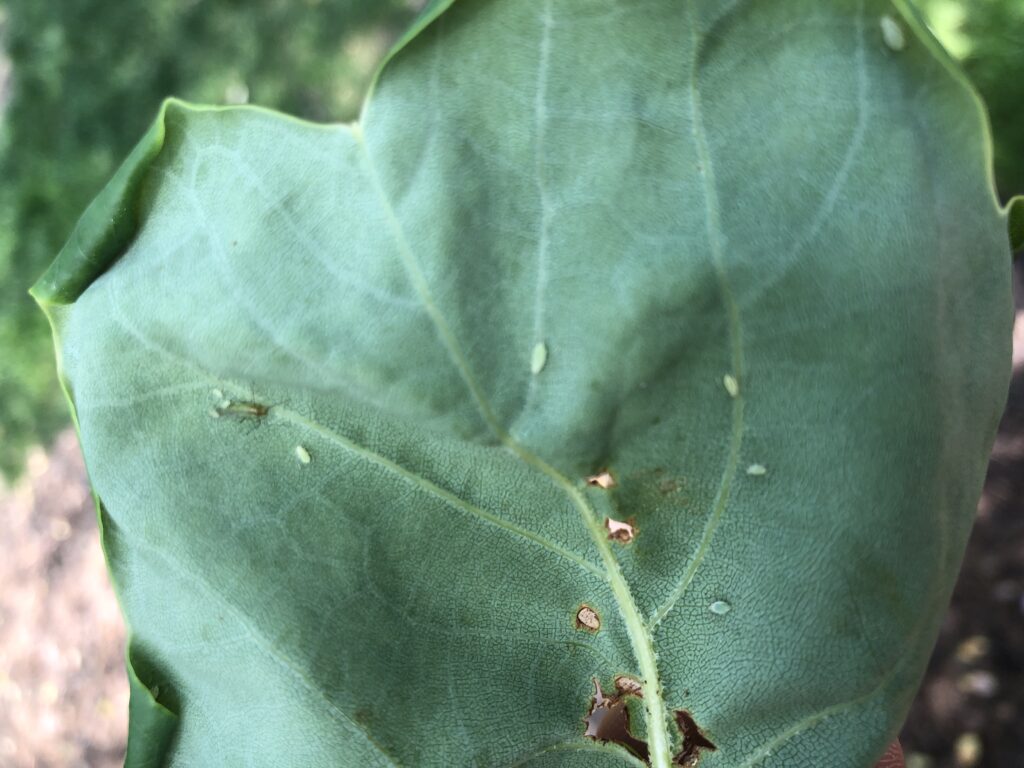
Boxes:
[1,266,1021,767]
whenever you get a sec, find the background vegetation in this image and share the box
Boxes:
[0,0,421,478]
[0,0,1020,480]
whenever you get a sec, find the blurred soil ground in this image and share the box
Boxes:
[0,431,127,768]
[0,267,1021,767]
[899,262,1024,768]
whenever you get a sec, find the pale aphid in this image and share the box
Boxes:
[746,463,767,476]
[723,373,739,398]
[880,14,906,51]
[709,600,732,616]
[294,445,311,465]
[530,341,548,375]
[211,388,223,400]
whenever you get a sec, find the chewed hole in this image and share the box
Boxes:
[584,678,649,763]
[587,471,616,489]
[605,517,636,544]
[674,709,717,766]
[575,604,601,632]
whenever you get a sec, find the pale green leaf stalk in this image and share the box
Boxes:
[32,1,1014,766]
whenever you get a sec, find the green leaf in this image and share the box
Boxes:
[34,0,1013,766]
[124,643,178,768]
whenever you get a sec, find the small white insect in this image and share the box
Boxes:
[746,463,767,477]
[211,388,223,400]
[880,15,906,51]
[709,600,732,616]
[530,341,548,375]
[723,373,740,398]
[294,445,311,465]
[208,408,220,419]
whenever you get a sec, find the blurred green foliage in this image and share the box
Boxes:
[0,0,1020,480]
[922,0,1024,199]
[0,0,420,480]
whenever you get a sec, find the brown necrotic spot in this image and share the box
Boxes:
[614,675,643,698]
[584,679,649,763]
[605,517,636,544]
[575,605,601,632]
[673,710,717,767]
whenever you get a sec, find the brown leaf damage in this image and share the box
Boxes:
[575,605,601,632]
[583,679,649,763]
[605,517,636,544]
[673,709,717,767]
[582,681,717,767]
[614,675,643,698]
[587,471,617,489]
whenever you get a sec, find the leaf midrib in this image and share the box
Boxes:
[351,104,677,766]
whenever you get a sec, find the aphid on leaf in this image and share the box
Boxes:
[709,600,732,616]
[530,341,548,375]
[880,14,906,51]
[214,398,271,421]
[723,373,739,398]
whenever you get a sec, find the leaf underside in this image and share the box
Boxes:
[34,0,1012,766]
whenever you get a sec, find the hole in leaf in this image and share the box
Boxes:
[673,709,717,767]
[605,517,636,544]
[587,471,616,489]
[583,679,649,763]
[575,605,601,632]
